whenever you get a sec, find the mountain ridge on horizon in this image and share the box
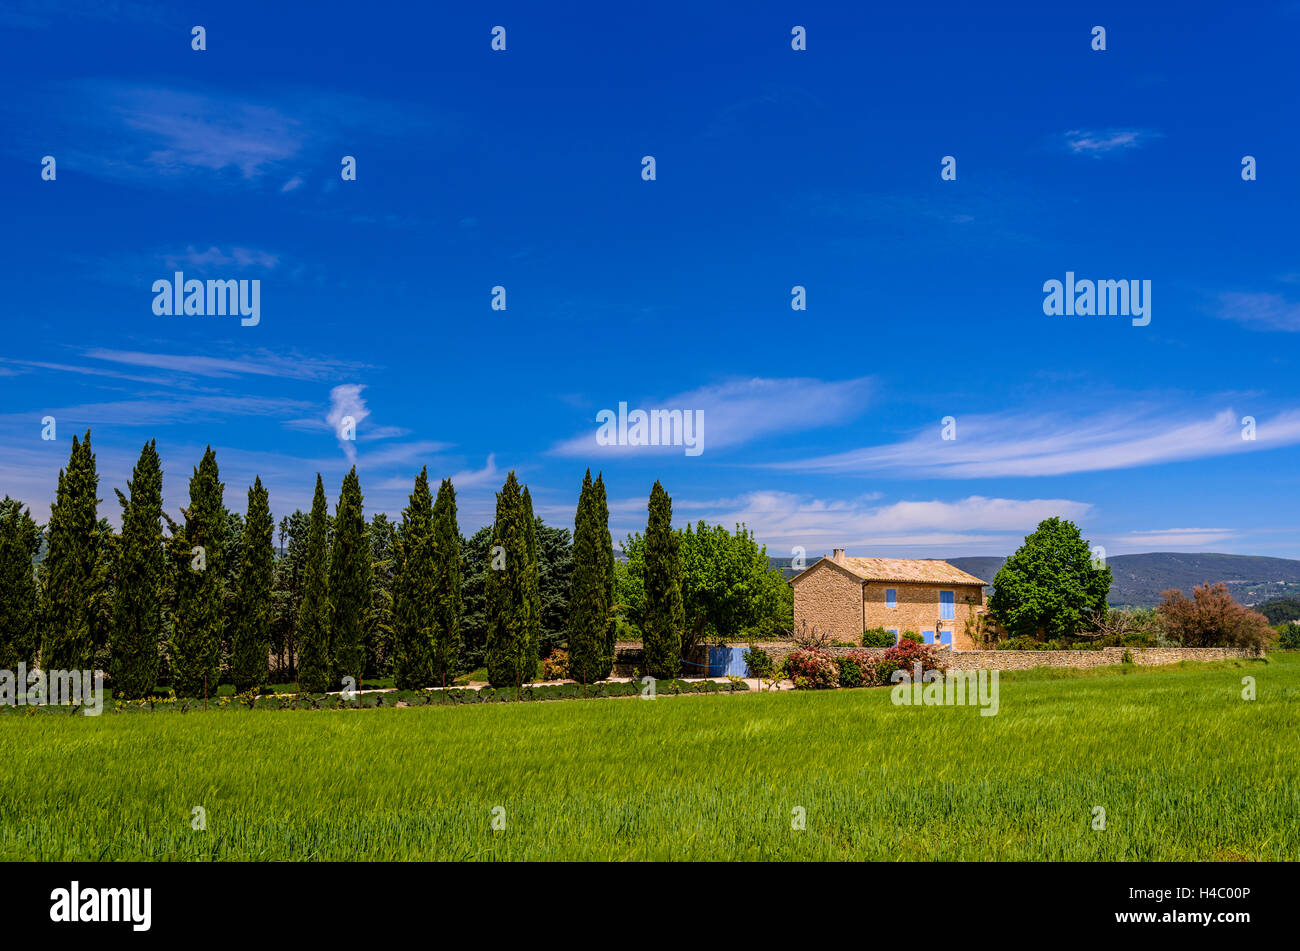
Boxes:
[771,551,1300,609]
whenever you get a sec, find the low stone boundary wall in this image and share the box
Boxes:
[614,640,1262,675]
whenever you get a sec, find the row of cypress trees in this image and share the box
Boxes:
[1,432,691,694]
[391,467,462,690]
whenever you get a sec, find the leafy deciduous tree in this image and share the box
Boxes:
[989,517,1111,640]
[1158,582,1275,649]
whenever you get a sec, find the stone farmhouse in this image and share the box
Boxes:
[790,550,990,649]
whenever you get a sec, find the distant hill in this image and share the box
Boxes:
[1257,597,1300,625]
[946,552,1300,608]
[773,552,1300,609]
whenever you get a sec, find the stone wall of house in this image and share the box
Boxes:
[790,561,864,643]
[860,581,985,650]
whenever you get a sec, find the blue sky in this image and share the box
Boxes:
[3,1,1299,559]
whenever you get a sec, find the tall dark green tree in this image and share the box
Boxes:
[366,512,397,677]
[458,525,494,673]
[642,480,684,678]
[330,467,371,688]
[41,431,101,671]
[168,447,226,698]
[272,509,308,676]
[486,472,540,687]
[109,441,164,698]
[296,474,333,692]
[567,470,612,683]
[430,478,462,688]
[393,468,436,689]
[593,473,616,674]
[0,497,40,670]
[232,477,274,692]
[520,487,542,681]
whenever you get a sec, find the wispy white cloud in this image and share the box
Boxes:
[774,407,1300,478]
[83,348,369,382]
[0,394,317,429]
[5,80,449,192]
[607,489,1093,556]
[450,454,500,489]
[1063,129,1155,155]
[1216,292,1300,332]
[161,246,280,272]
[550,376,873,457]
[1107,527,1238,549]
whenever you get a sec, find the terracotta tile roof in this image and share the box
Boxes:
[832,556,988,586]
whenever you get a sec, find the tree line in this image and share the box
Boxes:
[0,432,790,696]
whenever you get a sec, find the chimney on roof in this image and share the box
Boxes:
[832,548,845,564]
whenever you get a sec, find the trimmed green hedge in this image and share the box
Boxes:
[2,678,749,715]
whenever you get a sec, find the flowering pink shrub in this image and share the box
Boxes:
[875,639,947,684]
[786,648,840,689]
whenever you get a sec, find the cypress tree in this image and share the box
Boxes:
[430,478,462,688]
[594,473,616,676]
[366,513,397,677]
[520,486,541,683]
[0,498,40,670]
[296,474,333,693]
[486,472,540,687]
[169,447,226,698]
[232,477,274,692]
[642,480,684,678]
[567,470,609,683]
[393,468,436,689]
[109,441,164,698]
[41,431,100,671]
[330,467,371,689]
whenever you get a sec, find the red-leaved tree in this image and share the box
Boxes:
[1157,582,1275,650]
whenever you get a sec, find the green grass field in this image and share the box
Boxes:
[2,655,1297,860]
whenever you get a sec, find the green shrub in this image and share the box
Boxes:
[837,650,875,688]
[900,630,923,644]
[1277,623,1300,650]
[742,645,774,678]
[861,627,895,648]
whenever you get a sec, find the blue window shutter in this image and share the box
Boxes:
[940,590,955,620]
[923,631,935,644]
[939,631,953,646]
[886,588,897,609]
